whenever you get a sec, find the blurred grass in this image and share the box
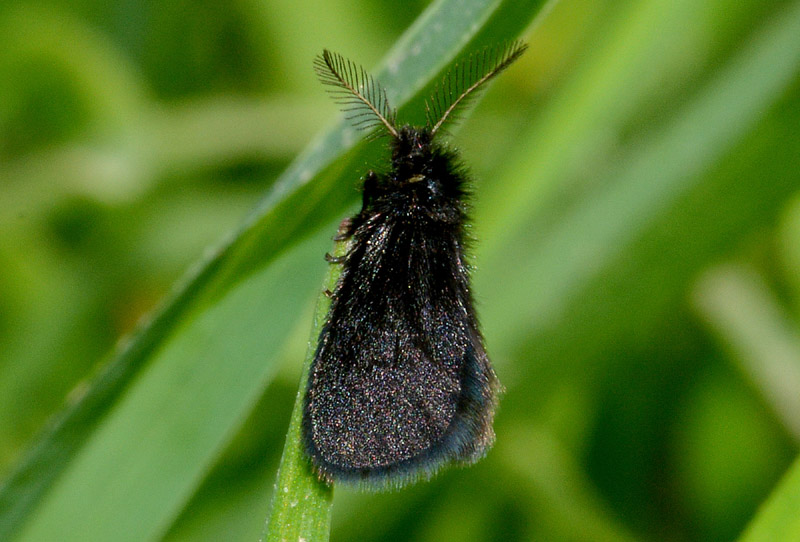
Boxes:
[1,0,800,540]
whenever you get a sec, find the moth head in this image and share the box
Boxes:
[390,127,460,205]
[391,126,431,166]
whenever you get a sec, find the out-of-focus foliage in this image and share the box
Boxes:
[0,0,799,540]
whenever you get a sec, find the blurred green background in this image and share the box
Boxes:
[1,0,800,540]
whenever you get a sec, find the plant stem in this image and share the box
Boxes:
[263,229,349,542]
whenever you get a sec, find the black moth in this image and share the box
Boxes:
[303,42,527,488]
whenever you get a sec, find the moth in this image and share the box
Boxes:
[302,42,527,488]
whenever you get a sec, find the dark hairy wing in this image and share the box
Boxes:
[303,214,497,485]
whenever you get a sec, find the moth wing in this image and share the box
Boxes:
[303,222,497,484]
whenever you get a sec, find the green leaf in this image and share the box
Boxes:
[0,0,548,539]
[475,0,800,374]
[262,237,345,542]
[12,236,325,541]
[693,266,800,442]
[4,0,800,539]
[739,457,800,541]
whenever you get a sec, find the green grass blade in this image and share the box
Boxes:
[262,237,346,542]
[12,236,325,541]
[5,0,800,540]
[476,0,800,358]
[738,456,800,542]
[693,266,800,442]
[0,0,547,538]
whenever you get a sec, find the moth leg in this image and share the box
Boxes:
[333,217,353,242]
[324,252,347,264]
[361,170,380,209]
[328,213,357,263]
[323,288,334,298]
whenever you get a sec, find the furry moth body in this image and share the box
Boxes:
[302,42,527,488]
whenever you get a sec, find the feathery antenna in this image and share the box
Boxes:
[426,41,528,136]
[314,50,398,138]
